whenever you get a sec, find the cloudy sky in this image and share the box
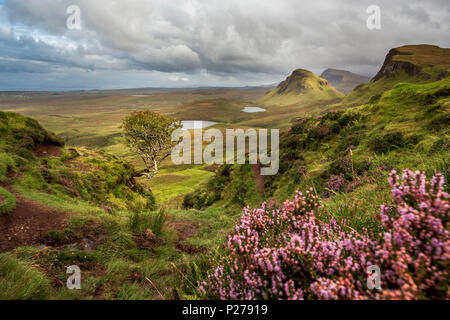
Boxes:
[0,0,449,90]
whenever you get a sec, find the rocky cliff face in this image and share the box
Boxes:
[372,48,426,81]
[343,44,450,104]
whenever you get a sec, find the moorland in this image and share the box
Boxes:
[0,44,449,300]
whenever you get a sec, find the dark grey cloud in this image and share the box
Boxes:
[0,0,449,90]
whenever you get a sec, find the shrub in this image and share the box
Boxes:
[329,156,354,180]
[325,174,347,195]
[336,133,362,153]
[187,164,258,209]
[183,193,195,208]
[368,131,405,154]
[427,113,450,132]
[321,112,343,122]
[337,112,361,129]
[307,125,332,141]
[0,153,15,182]
[182,165,232,209]
[422,104,441,117]
[128,209,166,236]
[430,136,450,153]
[290,118,311,135]
[201,169,449,300]
[42,229,74,245]
[368,93,382,104]
[0,187,16,215]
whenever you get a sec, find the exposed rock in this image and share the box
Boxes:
[373,48,425,81]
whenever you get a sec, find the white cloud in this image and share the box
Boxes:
[0,0,449,89]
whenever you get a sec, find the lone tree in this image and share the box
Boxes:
[123,111,182,178]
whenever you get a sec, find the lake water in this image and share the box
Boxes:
[181,120,218,130]
[242,106,266,113]
[131,94,152,97]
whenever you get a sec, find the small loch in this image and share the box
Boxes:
[242,106,266,113]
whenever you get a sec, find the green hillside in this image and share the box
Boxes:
[0,108,248,300]
[258,69,344,106]
[344,45,450,105]
[0,112,156,213]
[188,77,450,231]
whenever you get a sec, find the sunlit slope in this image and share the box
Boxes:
[344,44,450,105]
[258,69,344,106]
[189,76,450,217]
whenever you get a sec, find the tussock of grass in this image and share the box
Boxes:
[0,187,16,215]
[0,253,51,300]
[128,209,167,236]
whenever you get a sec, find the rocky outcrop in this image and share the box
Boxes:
[373,48,427,81]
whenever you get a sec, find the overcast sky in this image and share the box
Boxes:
[0,0,449,90]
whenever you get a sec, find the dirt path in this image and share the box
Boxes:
[35,144,62,157]
[251,162,265,196]
[0,189,68,252]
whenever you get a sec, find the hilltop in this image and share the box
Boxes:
[344,44,450,104]
[320,69,370,94]
[258,69,344,106]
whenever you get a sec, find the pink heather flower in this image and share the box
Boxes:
[201,170,449,300]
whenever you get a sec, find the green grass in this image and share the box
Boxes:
[195,78,450,234]
[128,209,167,236]
[0,252,52,300]
[0,107,243,300]
[0,152,15,182]
[0,186,16,215]
[0,202,234,300]
[146,165,215,205]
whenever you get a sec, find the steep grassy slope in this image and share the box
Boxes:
[0,111,64,184]
[189,77,449,231]
[320,69,370,94]
[0,111,242,300]
[183,76,449,300]
[344,45,450,105]
[258,69,344,106]
[0,112,156,213]
[267,78,449,202]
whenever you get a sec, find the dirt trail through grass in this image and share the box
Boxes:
[0,187,68,252]
[251,162,265,196]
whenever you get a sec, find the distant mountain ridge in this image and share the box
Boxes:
[320,69,370,94]
[258,69,344,106]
